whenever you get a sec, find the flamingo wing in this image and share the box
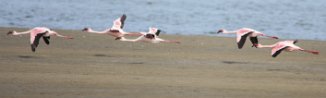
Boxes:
[271,43,288,57]
[155,29,161,36]
[249,37,258,46]
[112,14,127,29]
[42,36,50,45]
[293,40,298,44]
[237,33,251,49]
[31,33,46,52]
[120,14,126,29]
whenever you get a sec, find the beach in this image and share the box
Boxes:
[0,27,325,98]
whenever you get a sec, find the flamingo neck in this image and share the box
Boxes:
[87,28,96,32]
[223,30,237,34]
[119,37,137,42]
[13,30,30,35]
[87,28,106,33]
[257,44,276,48]
[302,50,319,55]
[262,35,279,39]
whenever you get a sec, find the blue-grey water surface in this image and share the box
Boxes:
[1,0,326,40]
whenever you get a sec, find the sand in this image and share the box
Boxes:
[0,27,326,98]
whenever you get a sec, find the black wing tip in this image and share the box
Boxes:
[237,33,250,49]
[272,46,288,58]
[272,51,280,57]
[121,14,127,20]
[293,40,298,44]
[31,44,36,52]
[237,43,244,49]
[272,55,277,58]
[249,37,258,48]
[156,29,161,36]
[43,36,50,45]
[237,43,242,49]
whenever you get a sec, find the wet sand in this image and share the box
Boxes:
[0,27,326,98]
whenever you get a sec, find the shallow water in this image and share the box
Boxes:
[1,0,326,40]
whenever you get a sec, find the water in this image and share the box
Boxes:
[1,0,326,40]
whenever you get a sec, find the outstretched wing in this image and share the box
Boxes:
[293,40,298,44]
[31,33,46,52]
[120,14,126,29]
[250,37,258,47]
[271,44,288,58]
[155,29,161,36]
[112,14,127,29]
[237,32,251,49]
[43,36,50,45]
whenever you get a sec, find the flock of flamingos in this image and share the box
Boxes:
[6,14,319,58]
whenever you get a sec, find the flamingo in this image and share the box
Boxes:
[7,27,73,52]
[217,28,279,49]
[82,14,143,39]
[255,40,319,58]
[116,27,180,44]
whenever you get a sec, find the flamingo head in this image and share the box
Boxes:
[7,30,15,35]
[271,36,279,39]
[217,29,226,34]
[82,27,90,32]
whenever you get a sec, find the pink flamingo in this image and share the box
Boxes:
[82,14,143,39]
[217,28,279,49]
[255,40,319,57]
[116,27,180,44]
[7,27,73,52]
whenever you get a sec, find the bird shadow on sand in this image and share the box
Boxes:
[221,61,250,65]
[93,54,114,57]
[127,62,145,65]
[266,68,302,75]
[17,55,37,59]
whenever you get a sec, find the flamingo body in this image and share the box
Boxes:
[116,27,179,44]
[256,40,319,57]
[82,14,142,38]
[217,28,278,49]
[7,27,72,52]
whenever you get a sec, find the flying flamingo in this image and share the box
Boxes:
[82,14,143,39]
[254,40,319,57]
[217,28,279,49]
[116,27,180,44]
[7,27,73,52]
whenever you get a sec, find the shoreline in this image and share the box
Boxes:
[1,26,325,42]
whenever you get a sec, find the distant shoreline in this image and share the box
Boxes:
[2,26,325,42]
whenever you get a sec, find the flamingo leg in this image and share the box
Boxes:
[302,50,319,55]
